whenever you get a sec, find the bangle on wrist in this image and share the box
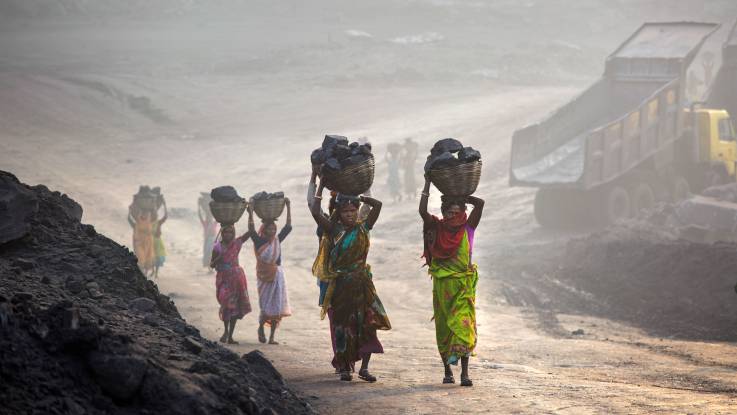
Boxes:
[421,192,429,197]
[313,195,322,200]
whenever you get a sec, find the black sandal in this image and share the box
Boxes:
[460,376,473,387]
[340,371,352,381]
[442,375,455,384]
[358,369,377,383]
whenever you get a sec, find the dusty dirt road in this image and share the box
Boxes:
[4,74,737,414]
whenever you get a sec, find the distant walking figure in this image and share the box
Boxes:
[402,137,419,199]
[198,193,220,271]
[386,143,402,203]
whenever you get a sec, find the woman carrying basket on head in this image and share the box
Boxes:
[248,197,293,345]
[311,183,391,382]
[210,223,253,344]
[419,176,484,387]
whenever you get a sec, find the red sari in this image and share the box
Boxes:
[213,239,252,321]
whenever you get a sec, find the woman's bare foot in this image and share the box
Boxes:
[227,338,239,345]
[268,339,279,345]
[257,326,266,343]
[460,376,473,387]
[219,333,227,343]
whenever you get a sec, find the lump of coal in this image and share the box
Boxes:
[210,186,241,203]
[426,152,458,172]
[322,134,349,150]
[311,148,327,165]
[430,138,463,156]
[322,158,342,173]
[459,146,481,163]
[333,144,352,160]
[252,191,285,201]
[424,139,481,172]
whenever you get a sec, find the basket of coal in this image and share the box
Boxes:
[252,191,286,221]
[311,134,375,196]
[132,185,163,214]
[425,138,482,197]
[209,186,247,225]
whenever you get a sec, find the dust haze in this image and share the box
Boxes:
[3,1,737,413]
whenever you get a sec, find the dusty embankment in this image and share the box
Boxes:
[0,171,314,415]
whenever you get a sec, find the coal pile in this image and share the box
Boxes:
[423,138,480,173]
[310,134,373,177]
[0,171,315,415]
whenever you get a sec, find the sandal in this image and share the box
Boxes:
[358,369,377,383]
[257,327,266,344]
[340,371,352,382]
[442,375,455,384]
[460,376,473,387]
[219,333,227,343]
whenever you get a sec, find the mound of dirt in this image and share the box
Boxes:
[549,222,737,341]
[0,171,315,414]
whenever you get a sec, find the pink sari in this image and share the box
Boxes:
[214,239,252,321]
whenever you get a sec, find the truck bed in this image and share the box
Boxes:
[510,22,719,190]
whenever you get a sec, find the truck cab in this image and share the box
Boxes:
[694,109,737,180]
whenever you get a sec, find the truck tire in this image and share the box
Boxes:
[603,185,631,224]
[631,182,655,216]
[672,176,690,201]
[534,189,556,227]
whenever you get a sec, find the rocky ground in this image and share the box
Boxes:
[0,171,314,415]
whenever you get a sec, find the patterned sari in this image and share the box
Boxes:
[313,222,391,371]
[213,239,252,322]
[429,223,478,365]
[254,227,292,326]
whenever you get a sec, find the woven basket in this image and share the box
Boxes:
[253,197,286,221]
[428,160,482,197]
[133,194,157,212]
[323,156,375,196]
[209,199,248,225]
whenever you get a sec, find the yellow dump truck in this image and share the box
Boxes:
[509,21,737,226]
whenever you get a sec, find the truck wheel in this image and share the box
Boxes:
[534,189,556,227]
[631,182,655,216]
[672,176,690,201]
[604,185,631,224]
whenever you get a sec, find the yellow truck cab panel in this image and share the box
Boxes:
[697,109,737,176]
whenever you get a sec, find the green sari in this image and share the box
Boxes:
[430,228,478,365]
